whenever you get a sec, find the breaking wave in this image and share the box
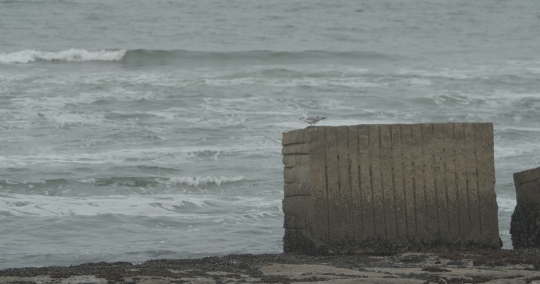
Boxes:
[76,176,247,188]
[0,49,127,64]
[160,176,247,187]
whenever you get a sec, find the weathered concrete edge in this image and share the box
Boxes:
[514,166,540,186]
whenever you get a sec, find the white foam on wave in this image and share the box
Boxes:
[0,49,126,64]
[0,193,207,217]
[407,78,432,86]
[74,176,247,187]
[46,112,109,127]
[0,144,250,169]
[11,96,83,111]
[203,77,383,88]
[0,192,279,217]
[0,151,124,170]
[160,176,247,187]
[77,178,97,184]
[398,68,477,80]
[495,141,540,161]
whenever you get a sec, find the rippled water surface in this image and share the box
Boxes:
[1,0,540,269]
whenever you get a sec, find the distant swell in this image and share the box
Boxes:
[0,49,127,64]
[120,49,396,67]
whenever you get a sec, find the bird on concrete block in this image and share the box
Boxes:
[300,114,326,127]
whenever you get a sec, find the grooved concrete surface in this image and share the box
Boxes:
[282,123,500,254]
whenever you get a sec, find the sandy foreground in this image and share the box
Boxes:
[1,250,540,284]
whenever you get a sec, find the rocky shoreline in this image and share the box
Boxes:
[1,249,540,283]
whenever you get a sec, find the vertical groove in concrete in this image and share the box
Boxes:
[476,123,498,241]
[369,125,385,238]
[337,126,352,241]
[464,123,481,241]
[381,125,396,239]
[308,127,328,242]
[423,124,438,237]
[348,126,361,241]
[433,124,449,239]
[392,125,407,239]
[454,123,470,235]
[358,125,374,240]
[473,125,483,235]
[412,124,426,239]
[444,123,459,241]
[324,128,330,243]
[326,127,341,243]
[402,124,416,239]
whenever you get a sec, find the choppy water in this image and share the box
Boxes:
[1,0,540,269]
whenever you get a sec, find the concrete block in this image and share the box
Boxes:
[282,122,500,254]
[510,166,540,249]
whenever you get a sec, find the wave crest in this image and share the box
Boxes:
[161,176,246,187]
[75,176,247,188]
[0,49,126,64]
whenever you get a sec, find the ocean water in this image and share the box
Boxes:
[1,0,540,269]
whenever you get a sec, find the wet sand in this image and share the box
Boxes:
[1,249,540,283]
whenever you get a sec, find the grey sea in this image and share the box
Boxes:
[1,0,539,269]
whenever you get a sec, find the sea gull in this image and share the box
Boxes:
[299,114,326,127]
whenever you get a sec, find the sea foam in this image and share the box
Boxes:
[0,49,126,64]
[75,176,247,188]
[162,176,247,187]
